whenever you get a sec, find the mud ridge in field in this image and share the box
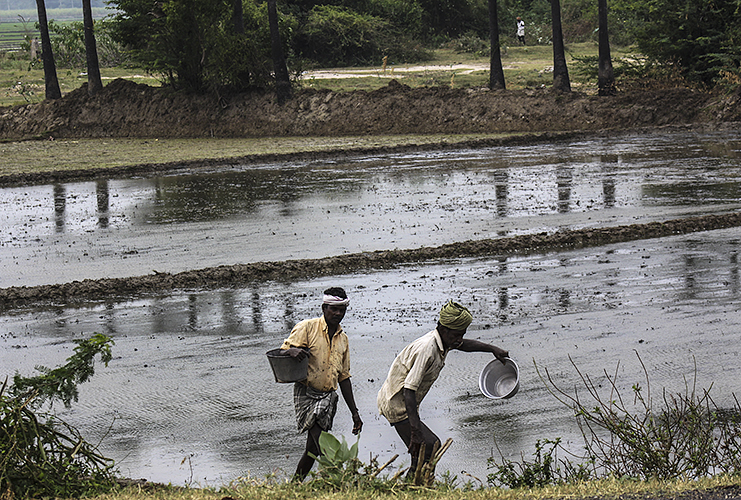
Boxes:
[2,212,740,310]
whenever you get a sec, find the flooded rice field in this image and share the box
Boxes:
[1,128,741,486]
[2,129,741,288]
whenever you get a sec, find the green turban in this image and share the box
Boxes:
[439,300,473,330]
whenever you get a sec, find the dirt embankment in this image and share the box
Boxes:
[1,78,740,140]
[2,212,741,310]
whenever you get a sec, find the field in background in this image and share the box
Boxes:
[0,7,112,52]
[0,30,630,107]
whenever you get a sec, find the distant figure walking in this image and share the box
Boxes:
[516,17,525,44]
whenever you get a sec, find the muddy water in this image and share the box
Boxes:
[2,129,741,288]
[1,128,741,486]
[2,229,740,485]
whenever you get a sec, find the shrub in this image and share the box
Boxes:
[488,438,594,488]
[294,5,431,67]
[539,353,741,480]
[1,334,116,499]
[446,31,490,57]
[45,19,129,69]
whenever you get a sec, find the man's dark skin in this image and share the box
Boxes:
[281,302,363,480]
[396,322,508,469]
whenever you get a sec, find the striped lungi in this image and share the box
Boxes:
[293,382,339,433]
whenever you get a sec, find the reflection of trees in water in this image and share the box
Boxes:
[53,184,65,233]
[557,166,573,214]
[493,169,508,220]
[730,252,739,296]
[640,179,741,205]
[96,180,109,228]
[188,294,198,331]
[251,291,264,335]
[601,154,618,209]
[145,168,365,224]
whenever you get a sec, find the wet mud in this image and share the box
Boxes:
[2,211,741,310]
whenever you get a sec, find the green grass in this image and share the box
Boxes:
[299,43,635,94]
[0,42,637,107]
[0,134,520,178]
[0,60,161,107]
[77,474,741,500]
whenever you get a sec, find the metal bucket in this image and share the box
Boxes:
[479,357,520,399]
[266,348,309,383]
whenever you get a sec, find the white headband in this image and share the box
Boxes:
[323,294,349,306]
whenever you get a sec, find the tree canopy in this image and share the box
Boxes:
[102,0,741,92]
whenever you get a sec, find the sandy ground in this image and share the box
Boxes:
[301,62,492,79]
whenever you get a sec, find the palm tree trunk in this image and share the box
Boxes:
[598,0,616,95]
[268,0,291,104]
[35,0,61,100]
[550,0,571,92]
[488,0,505,89]
[233,0,245,34]
[82,0,103,95]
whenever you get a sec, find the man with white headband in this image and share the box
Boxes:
[279,286,362,481]
[377,300,509,477]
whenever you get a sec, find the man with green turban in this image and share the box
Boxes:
[377,300,509,476]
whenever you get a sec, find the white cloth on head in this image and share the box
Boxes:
[323,294,349,305]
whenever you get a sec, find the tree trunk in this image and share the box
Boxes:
[598,0,616,95]
[550,0,571,92]
[267,0,291,104]
[233,0,244,34]
[488,0,505,90]
[82,0,103,95]
[35,0,61,100]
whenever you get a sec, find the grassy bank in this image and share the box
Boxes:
[87,475,741,500]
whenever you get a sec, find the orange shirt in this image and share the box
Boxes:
[281,315,351,392]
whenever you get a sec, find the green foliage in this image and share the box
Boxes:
[487,438,594,488]
[611,0,741,86]
[445,31,490,57]
[40,19,128,69]
[11,333,113,409]
[294,5,430,67]
[491,354,741,489]
[306,431,412,490]
[1,334,117,499]
[108,0,286,91]
[540,354,741,481]
[314,431,360,468]
[308,431,362,488]
[361,0,427,39]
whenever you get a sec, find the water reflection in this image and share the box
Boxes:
[3,130,741,288]
[97,180,109,228]
[53,183,65,233]
[2,231,740,485]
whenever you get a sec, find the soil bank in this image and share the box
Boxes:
[1,79,740,141]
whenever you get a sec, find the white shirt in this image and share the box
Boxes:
[377,329,448,424]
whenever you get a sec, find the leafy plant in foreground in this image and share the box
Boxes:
[538,352,741,480]
[1,333,117,500]
[487,437,594,488]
